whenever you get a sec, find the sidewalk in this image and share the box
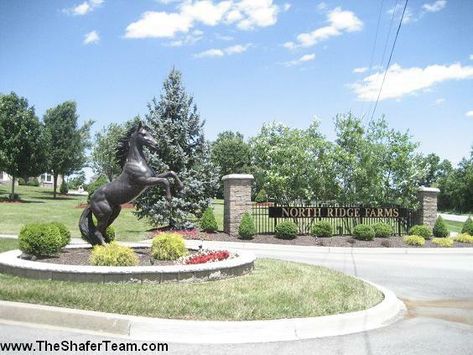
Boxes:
[439,213,471,222]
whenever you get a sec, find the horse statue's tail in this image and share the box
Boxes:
[79,206,98,245]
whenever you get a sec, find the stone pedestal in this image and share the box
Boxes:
[417,186,440,229]
[223,174,254,236]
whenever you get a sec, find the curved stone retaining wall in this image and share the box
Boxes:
[0,244,255,283]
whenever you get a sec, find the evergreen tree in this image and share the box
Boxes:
[134,69,218,228]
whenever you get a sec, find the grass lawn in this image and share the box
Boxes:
[444,220,465,233]
[0,185,152,241]
[0,251,382,320]
[0,238,17,252]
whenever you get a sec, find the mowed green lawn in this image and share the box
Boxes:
[0,185,224,240]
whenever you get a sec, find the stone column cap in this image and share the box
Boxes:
[418,186,440,193]
[222,174,254,181]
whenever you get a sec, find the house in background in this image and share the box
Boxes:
[0,171,63,188]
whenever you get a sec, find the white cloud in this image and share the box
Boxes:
[195,43,251,58]
[387,5,416,24]
[317,2,327,11]
[125,11,193,38]
[422,0,447,13]
[83,30,100,45]
[466,111,473,118]
[351,63,473,101]
[284,53,316,66]
[434,98,446,105]
[353,67,368,74]
[284,7,363,49]
[125,0,281,39]
[469,54,473,60]
[283,3,291,12]
[65,0,103,16]
[168,30,204,47]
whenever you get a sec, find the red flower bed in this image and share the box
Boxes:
[185,250,230,265]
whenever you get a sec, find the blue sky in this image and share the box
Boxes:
[1,0,472,169]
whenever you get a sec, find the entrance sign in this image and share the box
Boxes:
[269,206,410,219]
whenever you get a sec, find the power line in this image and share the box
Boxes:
[370,0,409,121]
[360,0,385,118]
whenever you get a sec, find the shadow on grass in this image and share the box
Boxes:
[0,197,45,204]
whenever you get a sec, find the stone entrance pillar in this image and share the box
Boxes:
[223,174,254,236]
[417,186,440,229]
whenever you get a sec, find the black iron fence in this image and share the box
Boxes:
[252,202,416,235]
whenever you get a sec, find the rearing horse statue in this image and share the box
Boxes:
[79,121,183,245]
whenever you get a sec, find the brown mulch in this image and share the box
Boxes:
[34,248,198,266]
[181,231,472,248]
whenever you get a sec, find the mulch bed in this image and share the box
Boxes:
[170,230,472,248]
[34,248,198,266]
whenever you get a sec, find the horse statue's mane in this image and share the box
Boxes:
[116,123,140,168]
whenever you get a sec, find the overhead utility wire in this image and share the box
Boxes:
[370,0,409,121]
[360,0,385,119]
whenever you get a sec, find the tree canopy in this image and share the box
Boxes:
[0,92,46,199]
[43,101,92,198]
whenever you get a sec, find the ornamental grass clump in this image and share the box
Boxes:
[151,232,188,260]
[454,233,473,244]
[403,235,425,246]
[238,212,256,240]
[19,223,63,257]
[90,242,139,266]
[433,216,449,238]
[49,222,71,247]
[353,224,375,241]
[461,217,473,235]
[200,207,218,233]
[432,237,453,248]
[408,225,432,240]
[310,221,332,238]
[372,222,393,238]
[275,221,298,240]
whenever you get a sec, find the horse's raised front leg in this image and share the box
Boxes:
[155,170,184,191]
[138,177,172,201]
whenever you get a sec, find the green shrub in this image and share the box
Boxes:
[60,180,68,194]
[238,212,256,240]
[454,233,473,244]
[403,235,425,246]
[353,224,375,241]
[461,217,473,235]
[27,177,40,186]
[90,242,139,266]
[373,222,393,238]
[255,189,267,203]
[432,237,453,248]
[18,178,26,185]
[433,216,449,238]
[200,207,218,232]
[409,225,432,240]
[151,232,188,260]
[8,193,20,201]
[87,175,108,202]
[49,222,71,247]
[311,221,332,238]
[104,225,115,243]
[275,221,298,239]
[19,223,63,257]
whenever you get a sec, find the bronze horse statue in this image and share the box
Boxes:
[79,121,183,245]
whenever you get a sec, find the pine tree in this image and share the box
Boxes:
[134,69,218,228]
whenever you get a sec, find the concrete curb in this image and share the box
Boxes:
[0,244,255,284]
[0,281,405,344]
[180,239,473,255]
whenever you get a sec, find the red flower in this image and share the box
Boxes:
[185,250,230,265]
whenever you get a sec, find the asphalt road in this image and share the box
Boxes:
[1,245,472,355]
